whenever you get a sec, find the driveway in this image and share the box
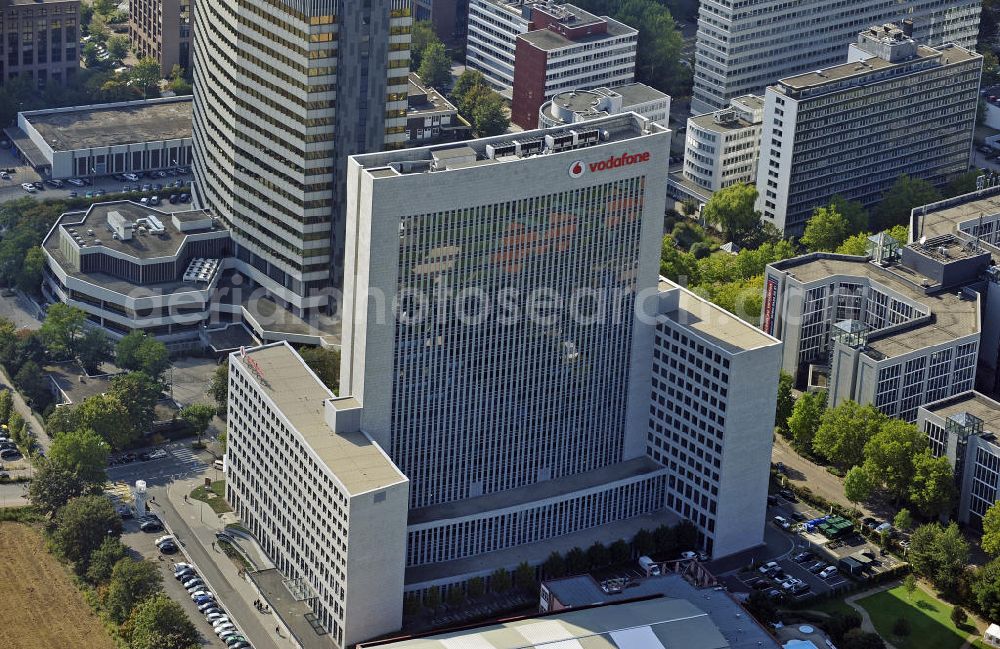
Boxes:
[0,290,43,329]
[0,171,195,206]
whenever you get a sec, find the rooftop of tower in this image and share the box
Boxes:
[232,342,407,496]
[21,96,192,151]
[921,391,1000,435]
[351,112,666,177]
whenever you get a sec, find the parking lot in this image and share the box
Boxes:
[736,491,903,603]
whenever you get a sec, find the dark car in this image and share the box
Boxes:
[169,194,179,204]
[159,541,178,554]
[0,448,21,460]
[793,551,814,563]
[767,495,778,506]
[139,519,163,533]
[790,582,811,595]
[750,578,771,590]
[180,193,191,203]
[791,511,808,522]
[766,588,784,602]
[779,489,797,502]
[32,181,44,190]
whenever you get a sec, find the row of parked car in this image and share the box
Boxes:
[109,448,168,466]
[0,427,21,460]
[174,563,252,649]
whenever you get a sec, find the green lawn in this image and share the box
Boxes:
[190,480,231,514]
[806,597,856,618]
[857,586,972,649]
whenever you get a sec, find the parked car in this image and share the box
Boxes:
[148,449,168,459]
[175,569,196,581]
[750,578,771,590]
[123,173,139,182]
[790,581,811,595]
[819,566,839,579]
[758,561,779,574]
[139,519,163,532]
[193,592,215,603]
[793,551,814,563]
[182,577,203,588]
[0,448,21,459]
[778,489,797,501]
[20,182,35,193]
[226,638,249,648]
[198,601,220,613]
[185,581,206,592]
[772,515,790,530]
[767,495,778,506]
[765,588,784,602]
[149,196,161,206]
[66,178,85,187]
[206,612,228,623]
[44,179,63,188]
[158,541,178,554]
[180,193,191,203]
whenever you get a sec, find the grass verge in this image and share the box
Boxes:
[190,479,232,514]
[857,585,971,649]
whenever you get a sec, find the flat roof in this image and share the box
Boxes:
[23,98,192,151]
[543,573,779,649]
[659,278,780,354]
[769,255,980,357]
[777,44,977,92]
[615,83,669,106]
[236,343,406,495]
[408,457,664,524]
[921,391,1000,433]
[915,189,1000,261]
[408,72,458,117]
[47,363,114,405]
[519,16,635,50]
[44,201,218,261]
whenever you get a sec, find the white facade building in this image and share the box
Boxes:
[226,342,409,648]
[650,279,781,557]
[537,84,669,130]
[466,0,535,91]
[681,95,762,196]
[756,26,981,236]
[692,1,982,114]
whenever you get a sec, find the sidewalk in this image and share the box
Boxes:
[152,477,297,649]
[772,435,879,519]
[0,362,51,454]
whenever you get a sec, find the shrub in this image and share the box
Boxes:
[951,605,968,627]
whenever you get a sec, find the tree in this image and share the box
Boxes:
[813,401,885,471]
[903,573,917,597]
[945,171,981,199]
[40,303,86,358]
[446,585,465,606]
[826,611,862,644]
[49,428,109,487]
[861,419,927,503]
[565,546,588,574]
[77,327,113,374]
[104,557,162,623]
[451,69,486,108]
[973,558,1000,621]
[908,451,956,518]
[16,246,45,294]
[660,241,700,284]
[701,183,760,246]
[467,576,486,598]
[543,552,565,578]
[129,57,162,99]
[894,508,914,532]
[417,41,451,89]
[841,630,885,649]
[787,390,826,451]
[801,205,850,252]
[836,232,873,256]
[608,539,630,565]
[27,462,86,516]
[609,0,685,93]
[514,561,535,589]
[50,494,122,568]
[871,175,942,231]
[472,93,509,137]
[410,20,440,69]
[775,371,794,433]
[951,605,968,628]
[0,388,11,423]
[14,360,50,408]
[490,567,512,593]
[208,363,228,416]
[586,542,609,569]
[127,593,199,649]
[632,528,655,556]
[843,466,874,508]
[106,35,129,61]
[180,404,214,446]
[652,524,677,556]
[76,393,135,449]
[299,347,340,394]
[46,404,79,436]
[982,501,1000,557]
[109,371,161,435]
[86,536,127,584]
[829,195,869,234]
[422,586,441,610]
[674,520,700,550]
[83,42,101,68]
[907,522,969,597]
[115,331,170,379]
[743,590,777,624]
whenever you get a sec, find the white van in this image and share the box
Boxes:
[213,458,225,471]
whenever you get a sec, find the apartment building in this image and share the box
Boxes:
[190,0,411,317]
[757,25,981,236]
[692,1,981,114]
[679,95,762,199]
[466,0,635,106]
[509,4,636,129]
[0,0,79,87]
[650,278,781,557]
[763,239,982,421]
[537,83,669,130]
[226,342,409,648]
[916,392,1000,528]
[128,0,191,77]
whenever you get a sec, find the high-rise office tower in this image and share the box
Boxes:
[190,0,411,315]
[692,0,981,114]
[756,26,981,236]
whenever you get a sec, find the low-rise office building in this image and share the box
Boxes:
[41,201,230,343]
[406,73,469,145]
[918,392,1000,528]
[763,240,982,421]
[680,95,762,197]
[537,83,669,129]
[0,0,80,88]
[8,97,193,179]
[129,0,191,77]
[226,342,409,648]
[757,25,981,236]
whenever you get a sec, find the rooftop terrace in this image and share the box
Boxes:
[23,97,192,151]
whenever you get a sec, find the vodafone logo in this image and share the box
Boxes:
[569,152,651,178]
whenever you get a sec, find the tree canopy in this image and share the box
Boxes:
[410,20,440,70]
[27,461,87,516]
[787,390,826,450]
[701,183,761,246]
[812,401,886,471]
[75,393,137,449]
[48,428,109,487]
[801,205,850,252]
[871,175,942,231]
[50,494,123,569]
[417,41,452,88]
[299,346,340,394]
[126,593,199,649]
[982,501,1000,557]
[39,303,87,359]
[104,557,162,623]
[907,522,969,598]
[115,332,170,380]
[860,419,927,503]
[908,450,956,518]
